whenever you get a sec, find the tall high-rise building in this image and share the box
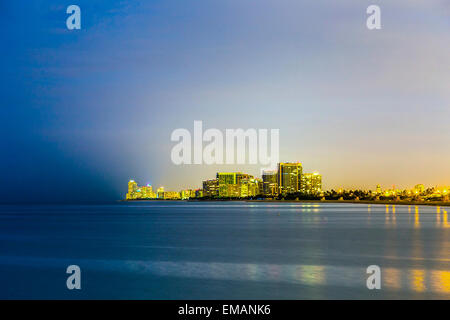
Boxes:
[217,173,237,197]
[126,180,138,199]
[300,172,322,194]
[262,170,278,196]
[277,162,302,195]
[157,187,165,199]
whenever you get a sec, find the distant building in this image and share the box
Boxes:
[180,190,190,200]
[126,180,138,199]
[217,172,237,185]
[157,187,165,199]
[203,179,219,197]
[240,177,260,197]
[236,173,253,185]
[225,184,241,198]
[262,170,278,196]
[278,162,302,195]
[163,191,181,200]
[195,189,204,198]
[143,185,157,199]
[217,173,239,197]
[216,172,258,198]
[301,172,322,194]
[180,189,196,200]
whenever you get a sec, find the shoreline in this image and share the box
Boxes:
[122,199,450,207]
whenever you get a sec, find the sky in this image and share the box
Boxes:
[1,0,449,203]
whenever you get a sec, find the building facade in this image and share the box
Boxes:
[277,162,302,195]
[126,180,138,199]
[203,179,219,197]
[300,172,322,195]
[262,170,278,196]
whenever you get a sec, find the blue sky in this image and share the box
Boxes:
[1,0,450,203]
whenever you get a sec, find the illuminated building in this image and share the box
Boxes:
[239,177,261,197]
[240,183,249,197]
[157,187,165,199]
[225,184,241,198]
[181,189,196,200]
[181,190,190,200]
[262,170,278,196]
[216,172,257,197]
[217,173,238,197]
[301,172,322,194]
[277,162,302,195]
[255,178,263,196]
[126,180,138,200]
[163,191,181,200]
[195,189,204,198]
[203,179,219,197]
[141,184,157,199]
[217,172,237,185]
[236,173,253,184]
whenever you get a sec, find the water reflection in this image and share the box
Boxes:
[385,205,396,227]
[383,268,450,294]
[384,268,401,289]
[443,210,449,229]
[414,206,420,228]
[431,270,450,293]
[435,208,449,228]
[298,265,326,286]
[411,269,426,292]
[2,254,450,296]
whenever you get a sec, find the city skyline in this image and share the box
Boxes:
[2,1,450,303]
[125,160,449,201]
[1,1,450,203]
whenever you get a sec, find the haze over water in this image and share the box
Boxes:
[1,202,449,299]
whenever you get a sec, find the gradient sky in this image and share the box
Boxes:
[1,0,450,203]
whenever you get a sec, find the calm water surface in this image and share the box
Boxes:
[0,202,449,299]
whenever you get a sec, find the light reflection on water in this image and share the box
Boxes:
[0,202,449,299]
[0,255,449,294]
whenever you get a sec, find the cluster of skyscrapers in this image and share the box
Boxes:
[126,162,323,200]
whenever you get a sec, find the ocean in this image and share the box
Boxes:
[0,202,449,299]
